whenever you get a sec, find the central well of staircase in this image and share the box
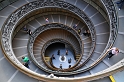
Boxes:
[45,42,76,69]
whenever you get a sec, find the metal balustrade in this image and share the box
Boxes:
[28,23,83,74]
[41,39,77,71]
[0,0,120,81]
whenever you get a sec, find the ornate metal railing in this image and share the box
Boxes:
[68,0,119,75]
[41,38,78,71]
[101,0,118,40]
[3,0,120,81]
[28,23,83,73]
[13,10,96,73]
[74,0,119,77]
[9,1,96,73]
[1,0,96,76]
[89,0,118,66]
[12,11,85,39]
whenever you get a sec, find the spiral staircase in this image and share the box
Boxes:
[0,0,124,82]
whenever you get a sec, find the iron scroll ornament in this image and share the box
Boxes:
[1,0,97,75]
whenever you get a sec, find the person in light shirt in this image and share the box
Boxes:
[45,18,49,23]
[107,47,119,59]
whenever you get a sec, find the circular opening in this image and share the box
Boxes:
[45,42,76,69]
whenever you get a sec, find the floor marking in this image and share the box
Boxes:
[14,38,28,40]
[17,53,28,58]
[0,56,4,61]
[7,70,19,82]
[90,12,99,18]
[83,4,89,11]
[94,21,107,27]
[9,5,17,9]
[13,46,27,49]
[28,24,36,29]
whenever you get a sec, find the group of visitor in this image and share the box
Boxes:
[73,24,90,36]
[23,26,32,35]
[21,17,121,70]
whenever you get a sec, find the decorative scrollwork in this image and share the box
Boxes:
[28,23,84,74]
[1,0,96,75]
[99,0,118,55]
[101,0,118,41]
[41,38,78,70]
[30,23,82,54]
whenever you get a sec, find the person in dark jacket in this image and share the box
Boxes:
[73,24,78,29]
[60,64,62,69]
[116,0,124,10]
[23,62,30,69]
[57,50,60,55]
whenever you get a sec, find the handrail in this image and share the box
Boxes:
[12,11,85,39]
[9,1,96,73]
[12,10,96,73]
[0,0,96,76]
[41,38,78,71]
[101,0,118,38]
[69,0,118,75]
[0,0,119,81]
[10,8,95,74]
[83,0,118,73]
[28,23,83,73]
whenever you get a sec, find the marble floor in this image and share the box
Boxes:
[45,42,76,69]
